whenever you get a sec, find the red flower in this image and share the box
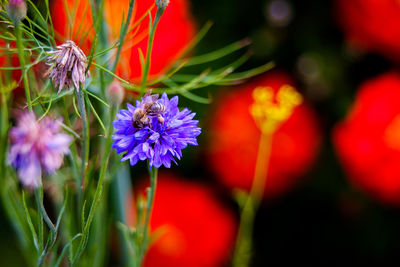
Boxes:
[336,0,400,60]
[0,39,31,99]
[51,0,195,82]
[132,173,237,267]
[0,39,6,68]
[333,72,400,204]
[206,72,321,198]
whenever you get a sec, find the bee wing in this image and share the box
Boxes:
[150,94,159,101]
[144,88,153,98]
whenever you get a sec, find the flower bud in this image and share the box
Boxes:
[155,0,169,9]
[106,80,125,106]
[7,0,27,24]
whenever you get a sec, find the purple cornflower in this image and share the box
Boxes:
[112,92,201,168]
[8,112,72,188]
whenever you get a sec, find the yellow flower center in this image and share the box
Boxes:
[250,85,303,133]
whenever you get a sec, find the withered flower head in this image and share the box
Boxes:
[46,40,88,92]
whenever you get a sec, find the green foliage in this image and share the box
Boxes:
[0,0,271,265]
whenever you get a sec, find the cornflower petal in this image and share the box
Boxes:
[112,93,201,168]
[7,112,72,188]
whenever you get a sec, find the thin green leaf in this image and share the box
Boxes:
[58,121,81,140]
[92,62,131,84]
[116,222,136,256]
[146,60,188,86]
[90,42,118,59]
[31,87,74,106]
[55,188,68,232]
[112,0,135,72]
[85,93,107,135]
[22,191,40,252]
[178,21,213,59]
[38,88,53,121]
[26,0,55,44]
[179,39,251,67]
[54,233,82,267]
[81,200,87,232]
[163,78,212,104]
[72,94,81,118]
[84,89,110,108]
[219,61,275,82]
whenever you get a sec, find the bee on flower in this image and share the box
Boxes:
[112,91,201,168]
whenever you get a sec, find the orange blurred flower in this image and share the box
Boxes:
[51,0,195,82]
[333,72,400,204]
[207,72,321,198]
[336,0,400,60]
[132,173,237,267]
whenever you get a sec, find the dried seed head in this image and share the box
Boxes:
[46,40,89,93]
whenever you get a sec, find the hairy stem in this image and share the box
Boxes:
[75,86,90,192]
[72,104,117,265]
[138,165,158,266]
[140,7,165,96]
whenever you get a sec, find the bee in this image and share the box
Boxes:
[132,89,166,128]
[144,101,166,115]
[132,108,150,128]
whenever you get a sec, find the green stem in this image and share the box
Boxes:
[0,77,9,177]
[111,0,135,73]
[34,187,56,267]
[114,164,132,265]
[138,166,158,266]
[34,188,55,232]
[140,7,165,96]
[15,23,32,111]
[62,98,80,184]
[72,104,117,265]
[75,86,90,193]
[232,132,272,267]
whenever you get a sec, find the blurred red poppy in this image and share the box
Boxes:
[0,39,6,68]
[207,72,321,198]
[131,173,237,267]
[336,0,400,60]
[51,0,195,82]
[333,72,400,204]
[0,39,28,99]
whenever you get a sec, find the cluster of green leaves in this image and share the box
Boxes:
[0,0,272,266]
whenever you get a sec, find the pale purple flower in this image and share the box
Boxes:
[8,112,72,188]
[112,92,201,168]
[46,40,88,92]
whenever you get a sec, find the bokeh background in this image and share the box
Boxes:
[3,0,400,266]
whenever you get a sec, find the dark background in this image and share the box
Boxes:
[188,0,400,266]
